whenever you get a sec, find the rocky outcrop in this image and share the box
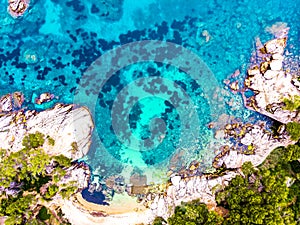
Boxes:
[148,171,238,222]
[60,162,91,190]
[213,123,294,169]
[243,37,300,124]
[0,92,94,224]
[0,95,94,160]
[0,92,24,113]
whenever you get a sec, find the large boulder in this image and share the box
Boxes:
[0,102,94,160]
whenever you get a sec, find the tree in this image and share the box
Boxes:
[215,143,300,224]
[154,142,300,225]
[166,200,223,225]
[0,133,77,224]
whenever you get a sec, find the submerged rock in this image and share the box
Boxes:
[35,92,55,105]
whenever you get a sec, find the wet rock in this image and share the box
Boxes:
[23,49,39,64]
[229,81,239,91]
[12,92,24,108]
[35,92,55,105]
[264,38,286,54]
[0,92,24,113]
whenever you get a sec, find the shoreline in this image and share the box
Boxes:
[1,27,299,224]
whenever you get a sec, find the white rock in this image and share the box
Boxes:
[263,70,278,79]
[156,197,167,217]
[186,180,195,193]
[179,180,186,189]
[272,53,284,60]
[265,38,286,54]
[0,104,94,160]
[270,59,283,71]
[241,133,253,145]
[170,175,181,187]
[0,94,12,112]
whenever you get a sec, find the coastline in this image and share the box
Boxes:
[0,27,299,225]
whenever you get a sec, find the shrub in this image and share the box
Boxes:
[22,132,45,149]
[286,122,300,141]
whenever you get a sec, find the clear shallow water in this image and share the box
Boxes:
[1,0,299,200]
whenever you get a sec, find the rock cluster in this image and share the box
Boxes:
[213,123,293,169]
[8,0,30,18]
[35,92,55,105]
[243,37,300,124]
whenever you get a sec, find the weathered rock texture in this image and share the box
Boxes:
[0,99,94,160]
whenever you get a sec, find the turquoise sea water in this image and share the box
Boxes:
[1,0,299,202]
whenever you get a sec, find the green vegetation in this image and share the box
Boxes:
[71,141,78,154]
[287,122,300,141]
[283,96,300,111]
[37,206,51,221]
[47,136,55,146]
[0,132,76,225]
[154,143,300,225]
[167,200,223,225]
[22,131,45,149]
[152,217,166,225]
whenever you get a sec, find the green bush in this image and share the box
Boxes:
[166,200,223,225]
[0,132,76,224]
[47,137,55,146]
[22,132,45,149]
[37,206,51,221]
[152,217,166,225]
[283,96,300,111]
[286,122,300,141]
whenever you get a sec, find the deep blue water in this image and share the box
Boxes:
[81,188,109,205]
[1,0,299,200]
